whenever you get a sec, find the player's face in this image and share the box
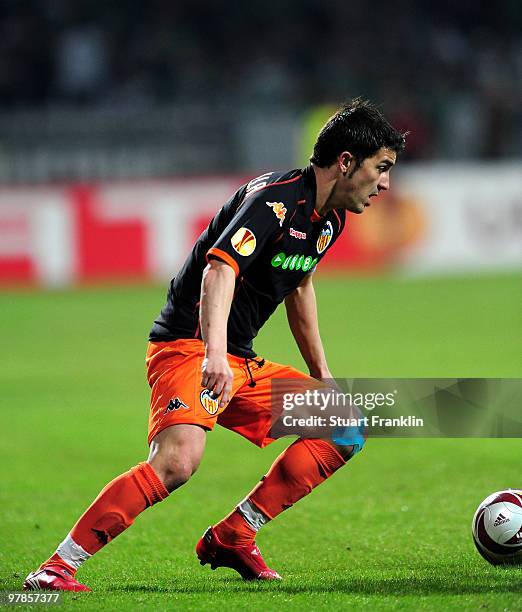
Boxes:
[336,147,397,214]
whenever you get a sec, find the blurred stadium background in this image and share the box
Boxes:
[0,0,521,286]
[1,2,521,608]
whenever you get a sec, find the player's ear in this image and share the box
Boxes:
[339,152,353,175]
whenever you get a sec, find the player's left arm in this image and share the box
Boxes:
[284,273,332,380]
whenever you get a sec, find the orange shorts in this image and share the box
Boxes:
[146,339,313,447]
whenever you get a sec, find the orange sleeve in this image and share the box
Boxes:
[206,247,240,277]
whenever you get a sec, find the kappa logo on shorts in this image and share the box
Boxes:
[231,227,256,256]
[317,220,333,254]
[200,389,220,415]
[164,397,189,414]
[266,202,287,227]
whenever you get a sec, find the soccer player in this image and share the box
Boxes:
[24,98,405,591]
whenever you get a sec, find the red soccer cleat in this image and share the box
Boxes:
[23,565,91,592]
[196,526,282,580]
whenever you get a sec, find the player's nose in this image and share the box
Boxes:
[378,174,390,191]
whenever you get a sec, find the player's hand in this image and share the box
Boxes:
[201,354,234,407]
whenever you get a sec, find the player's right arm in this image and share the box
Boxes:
[199,258,235,407]
[199,174,290,404]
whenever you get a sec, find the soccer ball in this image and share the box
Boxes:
[472,489,522,565]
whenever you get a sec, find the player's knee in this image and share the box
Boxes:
[334,442,361,461]
[335,435,366,460]
[331,424,366,460]
[156,459,194,492]
[148,434,205,492]
[149,450,198,492]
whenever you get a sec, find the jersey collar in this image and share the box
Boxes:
[301,165,323,222]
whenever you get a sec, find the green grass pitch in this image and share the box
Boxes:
[1,272,521,610]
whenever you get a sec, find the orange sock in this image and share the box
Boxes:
[41,462,168,573]
[41,552,77,576]
[214,506,257,546]
[215,439,345,545]
[71,462,169,554]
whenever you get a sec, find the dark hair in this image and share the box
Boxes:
[310,98,406,168]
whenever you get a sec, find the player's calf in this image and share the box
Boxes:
[208,438,348,562]
[25,461,169,591]
[25,424,205,591]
